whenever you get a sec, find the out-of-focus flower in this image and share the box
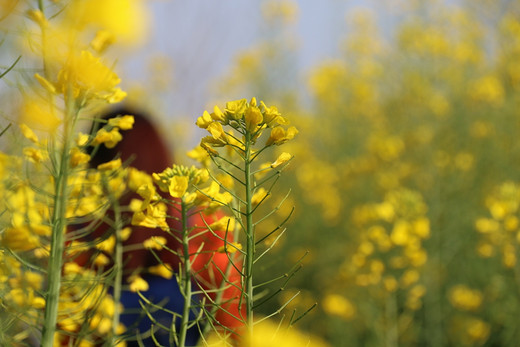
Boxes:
[322,294,356,320]
[108,115,135,130]
[92,128,123,148]
[19,97,61,133]
[97,158,122,171]
[217,242,242,254]
[57,50,126,103]
[128,275,149,292]
[271,152,292,168]
[448,285,483,312]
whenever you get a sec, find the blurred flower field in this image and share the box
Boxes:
[215,1,520,346]
[3,0,520,346]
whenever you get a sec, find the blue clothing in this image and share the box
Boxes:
[119,274,201,346]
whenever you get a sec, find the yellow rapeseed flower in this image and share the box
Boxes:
[143,236,167,250]
[108,115,135,130]
[196,110,213,129]
[209,216,235,232]
[97,158,122,171]
[57,50,125,103]
[148,264,173,279]
[322,294,356,320]
[244,105,263,132]
[266,126,298,146]
[217,242,242,254]
[70,147,90,167]
[129,275,149,292]
[225,99,248,120]
[20,97,61,133]
[448,285,483,311]
[271,152,293,168]
[92,128,123,148]
[19,124,39,144]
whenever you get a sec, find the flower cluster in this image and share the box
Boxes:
[197,98,298,154]
[344,188,430,312]
[475,181,520,268]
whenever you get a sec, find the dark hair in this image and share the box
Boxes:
[89,108,172,174]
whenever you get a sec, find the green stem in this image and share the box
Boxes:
[105,192,123,347]
[244,131,254,336]
[41,87,75,347]
[177,201,192,347]
[385,293,398,347]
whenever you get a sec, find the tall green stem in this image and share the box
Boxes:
[244,132,254,336]
[106,195,123,347]
[41,88,75,346]
[177,201,192,347]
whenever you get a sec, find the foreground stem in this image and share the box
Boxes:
[177,201,192,347]
[41,89,75,346]
[244,132,254,336]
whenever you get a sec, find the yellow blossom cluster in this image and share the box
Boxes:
[196,98,297,155]
[448,284,483,312]
[345,188,430,311]
[475,181,520,268]
[129,164,233,231]
[54,263,125,343]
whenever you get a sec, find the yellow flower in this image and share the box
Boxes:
[23,147,47,163]
[90,30,116,53]
[271,152,293,168]
[120,227,132,241]
[131,203,169,230]
[66,0,150,46]
[57,50,124,102]
[97,158,122,171]
[209,216,236,233]
[196,110,213,129]
[32,296,46,309]
[106,88,128,104]
[207,122,228,141]
[143,236,167,250]
[108,115,135,130]
[167,176,189,199]
[252,187,269,205]
[27,9,48,27]
[266,126,298,146]
[129,276,149,292]
[225,99,247,120]
[211,105,226,122]
[449,285,483,311]
[468,75,504,106]
[322,294,356,320]
[92,128,123,148]
[244,105,263,132]
[2,226,41,251]
[20,97,61,133]
[76,132,90,146]
[70,147,90,167]
[187,145,210,167]
[261,101,287,126]
[97,235,116,253]
[128,168,153,191]
[149,264,173,279]
[244,318,329,347]
[217,242,242,254]
[34,73,56,94]
[19,124,39,144]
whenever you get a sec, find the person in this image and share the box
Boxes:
[86,107,244,346]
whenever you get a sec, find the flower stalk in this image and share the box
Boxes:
[177,199,193,347]
[244,131,255,335]
[41,86,76,347]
